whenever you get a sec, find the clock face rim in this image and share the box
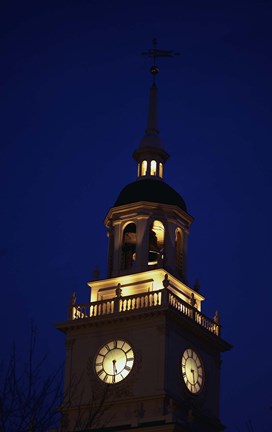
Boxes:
[181,348,204,394]
[95,339,135,385]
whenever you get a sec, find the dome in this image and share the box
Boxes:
[114,179,187,212]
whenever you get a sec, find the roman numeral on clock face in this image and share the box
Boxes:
[96,340,135,385]
[181,349,204,394]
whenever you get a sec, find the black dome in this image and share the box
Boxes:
[114,179,187,212]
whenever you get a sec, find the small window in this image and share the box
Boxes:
[175,228,183,277]
[148,220,165,266]
[141,160,147,176]
[150,160,157,176]
[159,163,163,178]
[121,223,137,270]
[137,163,140,177]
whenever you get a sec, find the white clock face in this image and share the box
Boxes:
[95,339,134,384]
[181,348,204,394]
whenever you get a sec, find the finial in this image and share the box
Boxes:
[190,293,196,307]
[93,265,100,280]
[70,291,76,305]
[193,278,200,292]
[162,274,169,289]
[142,38,180,82]
[214,310,220,324]
[115,283,122,298]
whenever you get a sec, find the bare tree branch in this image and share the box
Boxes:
[0,325,63,432]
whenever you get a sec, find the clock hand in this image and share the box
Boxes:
[191,369,195,384]
[113,359,117,373]
[112,359,117,383]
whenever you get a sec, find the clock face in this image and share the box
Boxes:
[181,348,204,394]
[95,339,134,384]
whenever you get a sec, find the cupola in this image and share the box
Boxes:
[105,77,192,282]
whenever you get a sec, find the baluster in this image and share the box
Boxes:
[141,296,144,308]
[114,297,119,314]
[162,289,169,306]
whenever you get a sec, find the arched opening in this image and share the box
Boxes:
[148,220,165,266]
[159,162,163,178]
[121,223,137,270]
[141,160,147,176]
[175,228,183,276]
[150,160,157,176]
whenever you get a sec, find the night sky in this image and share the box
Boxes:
[1,1,272,431]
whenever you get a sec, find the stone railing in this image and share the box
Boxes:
[70,289,220,336]
[119,290,162,312]
[167,291,220,335]
[71,299,115,319]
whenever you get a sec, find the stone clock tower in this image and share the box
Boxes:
[56,44,231,432]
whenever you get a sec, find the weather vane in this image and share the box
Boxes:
[142,38,180,81]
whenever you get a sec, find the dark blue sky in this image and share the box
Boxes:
[1,1,272,431]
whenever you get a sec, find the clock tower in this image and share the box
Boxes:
[56,43,231,432]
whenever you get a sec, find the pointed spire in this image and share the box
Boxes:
[133,40,180,178]
[139,82,163,150]
[133,80,169,178]
[146,83,159,136]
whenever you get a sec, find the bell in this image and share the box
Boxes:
[148,249,160,265]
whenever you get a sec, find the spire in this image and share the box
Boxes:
[146,83,159,136]
[133,40,179,180]
[139,82,163,150]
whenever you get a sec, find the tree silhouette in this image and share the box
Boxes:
[0,325,62,432]
[0,325,110,432]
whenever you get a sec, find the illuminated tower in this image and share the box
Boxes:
[56,41,231,432]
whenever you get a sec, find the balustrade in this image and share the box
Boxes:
[69,289,219,336]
